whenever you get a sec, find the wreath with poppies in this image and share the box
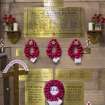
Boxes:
[24,39,39,63]
[46,39,62,63]
[68,39,84,63]
[44,80,64,101]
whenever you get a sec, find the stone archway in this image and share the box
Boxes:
[2,59,29,105]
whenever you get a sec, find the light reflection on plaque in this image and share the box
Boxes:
[24,7,83,37]
[55,69,93,81]
[64,82,84,105]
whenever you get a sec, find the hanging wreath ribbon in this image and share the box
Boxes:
[46,39,62,63]
[44,80,64,105]
[68,39,84,64]
[24,39,39,63]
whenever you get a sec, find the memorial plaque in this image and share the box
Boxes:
[25,82,45,105]
[24,7,83,37]
[64,82,84,105]
[26,69,53,81]
[24,68,53,105]
[19,69,85,105]
[19,68,53,105]
[55,69,93,81]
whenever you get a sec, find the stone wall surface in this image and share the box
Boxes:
[84,90,105,105]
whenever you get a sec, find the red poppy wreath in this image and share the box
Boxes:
[44,80,64,105]
[46,39,62,64]
[24,39,39,63]
[68,39,84,64]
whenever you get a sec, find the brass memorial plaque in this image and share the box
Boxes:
[20,69,85,105]
[25,82,45,105]
[24,7,83,37]
[64,82,84,105]
[26,68,53,81]
[25,69,53,105]
[55,69,93,81]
